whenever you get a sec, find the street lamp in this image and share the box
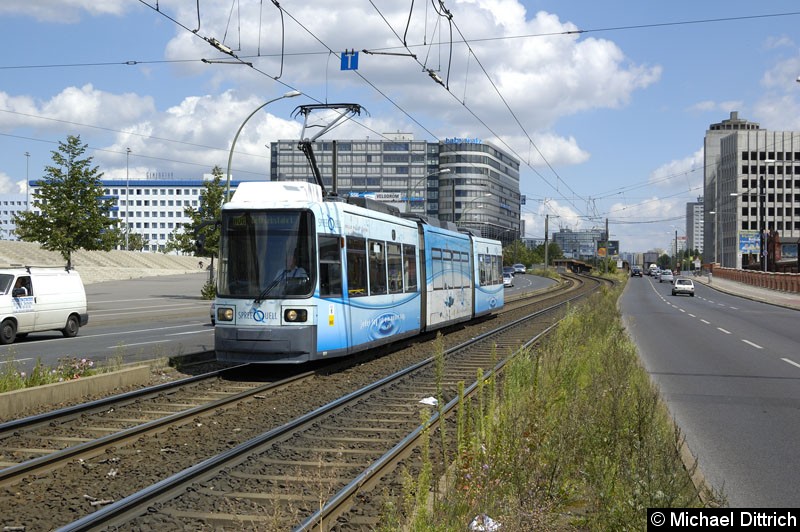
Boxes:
[457,193,492,226]
[406,168,450,213]
[442,175,489,224]
[125,147,131,251]
[24,151,30,212]
[225,90,302,201]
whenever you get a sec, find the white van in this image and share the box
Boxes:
[0,267,89,344]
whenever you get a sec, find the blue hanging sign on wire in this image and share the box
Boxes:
[341,50,359,70]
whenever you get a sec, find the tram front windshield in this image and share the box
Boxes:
[218,210,315,299]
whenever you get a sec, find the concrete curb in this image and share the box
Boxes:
[0,365,151,422]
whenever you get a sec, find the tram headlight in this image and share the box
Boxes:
[218,307,234,322]
[283,308,307,323]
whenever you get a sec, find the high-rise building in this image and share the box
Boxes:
[552,227,606,261]
[686,196,703,254]
[704,111,800,269]
[270,135,521,243]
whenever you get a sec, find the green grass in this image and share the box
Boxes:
[402,280,720,530]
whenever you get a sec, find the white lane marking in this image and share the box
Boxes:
[91,303,205,315]
[742,339,763,349]
[717,327,731,334]
[109,340,172,348]
[700,319,711,324]
[0,324,208,348]
[92,308,205,318]
[167,330,212,337]
[679,309,686,313]
[782,358,800,369]
[688,314,696,318]
[730,307,739,310]
[0,357,33,364]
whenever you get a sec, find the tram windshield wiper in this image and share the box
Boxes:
[254,277,281,303]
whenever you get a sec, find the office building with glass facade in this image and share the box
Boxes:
[270,134,521,243]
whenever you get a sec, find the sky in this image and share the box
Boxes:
[2,1,800,254]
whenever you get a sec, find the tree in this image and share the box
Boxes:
[126,232,150,252]
[13,135,120,269]
[164,165,224,261]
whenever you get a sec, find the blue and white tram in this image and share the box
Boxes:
[213,181,504,364]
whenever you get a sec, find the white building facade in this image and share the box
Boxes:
[0,194,28,240]
[704,112,800,269]
[23,176,240,252]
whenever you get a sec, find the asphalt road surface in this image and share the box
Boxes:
[1,273,212,374]
[621,275,800,507]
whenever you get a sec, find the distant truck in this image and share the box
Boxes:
[0,267,88,344]
[643,252,659,270]
[648,264,659,276]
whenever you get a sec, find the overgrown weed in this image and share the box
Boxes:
[410,283,719,530]
[0,354,97,393]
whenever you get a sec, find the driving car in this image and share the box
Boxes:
[672,278,695,296]
[210,302,216,325]
[503,266,516,277]
[503,272,514,287]
[513,263,527,274]
[631,266,643,277]
[659,270,674,283]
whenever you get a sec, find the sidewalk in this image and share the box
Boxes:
[693,274,800,311]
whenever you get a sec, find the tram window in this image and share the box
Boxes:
[479,254,489,286]
[442,250,454,289]
[490,255,499,285]
[387,243,402,294]
[346,236,367,297]
[319,235,342,297]
[432,248,443,290]
[403,244,417,293]
[368,239,387,295]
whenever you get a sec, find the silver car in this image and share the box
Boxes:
[659,270,674,283]
[672,278,695,296]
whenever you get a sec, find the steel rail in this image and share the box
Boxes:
[58,277,605,531]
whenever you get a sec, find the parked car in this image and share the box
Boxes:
[503,272,514,287]
[503,266,516,277]
[672,278,695,296]
[513,263,527,274]
[659,270,674,283]
[631,266,643,277]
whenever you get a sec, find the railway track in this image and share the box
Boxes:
[0,273,606,531]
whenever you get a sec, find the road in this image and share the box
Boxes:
[620,275,800,507]
[0,273,213,374]
[504,271,556,295]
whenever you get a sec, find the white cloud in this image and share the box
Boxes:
[156,1,659,158]
[649,149,704,190]
[0,0,128,23]
[0,172,16,194]
[522,198,583,239]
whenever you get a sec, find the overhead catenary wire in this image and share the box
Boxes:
[6,6,800,230]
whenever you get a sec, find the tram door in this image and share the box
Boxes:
[318,235,349,355]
